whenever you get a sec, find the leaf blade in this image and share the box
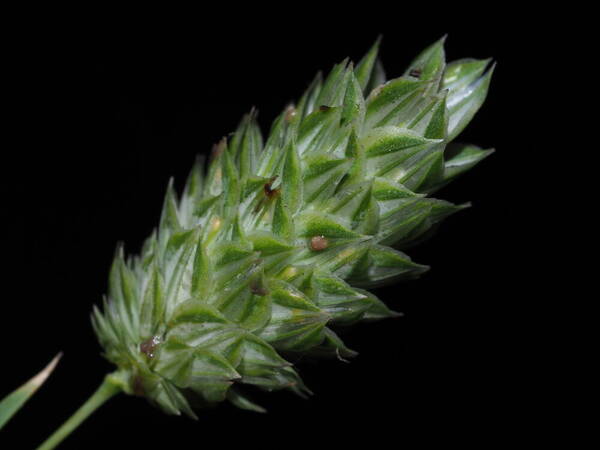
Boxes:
[0,353,62,429]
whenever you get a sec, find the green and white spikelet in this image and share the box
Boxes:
[92,37,494,416]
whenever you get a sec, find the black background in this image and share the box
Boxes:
[2,12,549,449]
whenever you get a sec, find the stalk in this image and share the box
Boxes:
[37,373,122,450]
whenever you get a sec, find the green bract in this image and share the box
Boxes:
[92,37,494,416]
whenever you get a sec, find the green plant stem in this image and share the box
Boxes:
[37,373,122,450]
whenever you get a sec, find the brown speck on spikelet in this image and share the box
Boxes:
[409,68,422,78]
[210,137,227,162]
[264,176,280,198]
[140,336,161,359]
[284,105,296,123]
[310,236,329,251]
[319,105,331,112]
[250,280,268,296]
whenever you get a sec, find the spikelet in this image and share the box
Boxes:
[92,37,494,416]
